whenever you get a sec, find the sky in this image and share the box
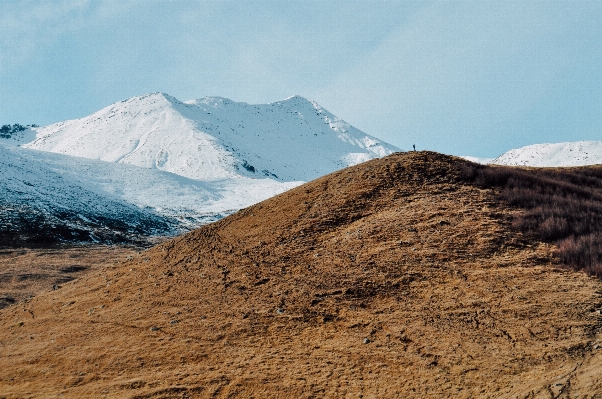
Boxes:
[1,0,602,158]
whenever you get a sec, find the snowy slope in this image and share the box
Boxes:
[0,144,176,246]
[0,144,301,235]
[491,141,602,167]
[23,93,400,182]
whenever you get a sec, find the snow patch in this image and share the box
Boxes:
[343,153,373,167]
[459,156,494,165]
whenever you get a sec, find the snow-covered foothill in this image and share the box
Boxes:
[491,141,602,167]
[0,144,301,233]
[0,144,176,245]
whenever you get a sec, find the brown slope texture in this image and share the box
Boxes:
[2,151,602,399]
[0,246,140,310]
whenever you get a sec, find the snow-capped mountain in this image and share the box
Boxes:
[491,141,602,167]
[1,93,398,245]
[23,93,400,182]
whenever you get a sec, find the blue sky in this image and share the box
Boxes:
[1,0,601,158]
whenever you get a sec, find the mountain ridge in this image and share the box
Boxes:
[22,93,400,182]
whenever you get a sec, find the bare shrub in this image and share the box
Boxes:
[558,234,602,277]
[459,162,602,276]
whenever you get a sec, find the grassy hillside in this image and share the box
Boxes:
[1,152,601,398]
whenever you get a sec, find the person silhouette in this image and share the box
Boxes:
[413,144,416,151]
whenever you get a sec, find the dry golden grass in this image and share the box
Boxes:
[1,152,602,398]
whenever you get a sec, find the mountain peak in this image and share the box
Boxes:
[282,94,309,102]
[186,96,240,108]
[121,92,182,106]
[277,94,316,108]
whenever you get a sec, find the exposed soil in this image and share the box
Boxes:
[1,152,602,398]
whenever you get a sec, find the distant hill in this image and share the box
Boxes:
[0,124,37,145]
[0,144,301,246]
[491,140,602,167]
[0,145,177,247]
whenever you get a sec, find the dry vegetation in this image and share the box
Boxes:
[460,163,602,276]
[1,152,602,398]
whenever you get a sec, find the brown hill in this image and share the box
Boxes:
[1,151,602,398]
